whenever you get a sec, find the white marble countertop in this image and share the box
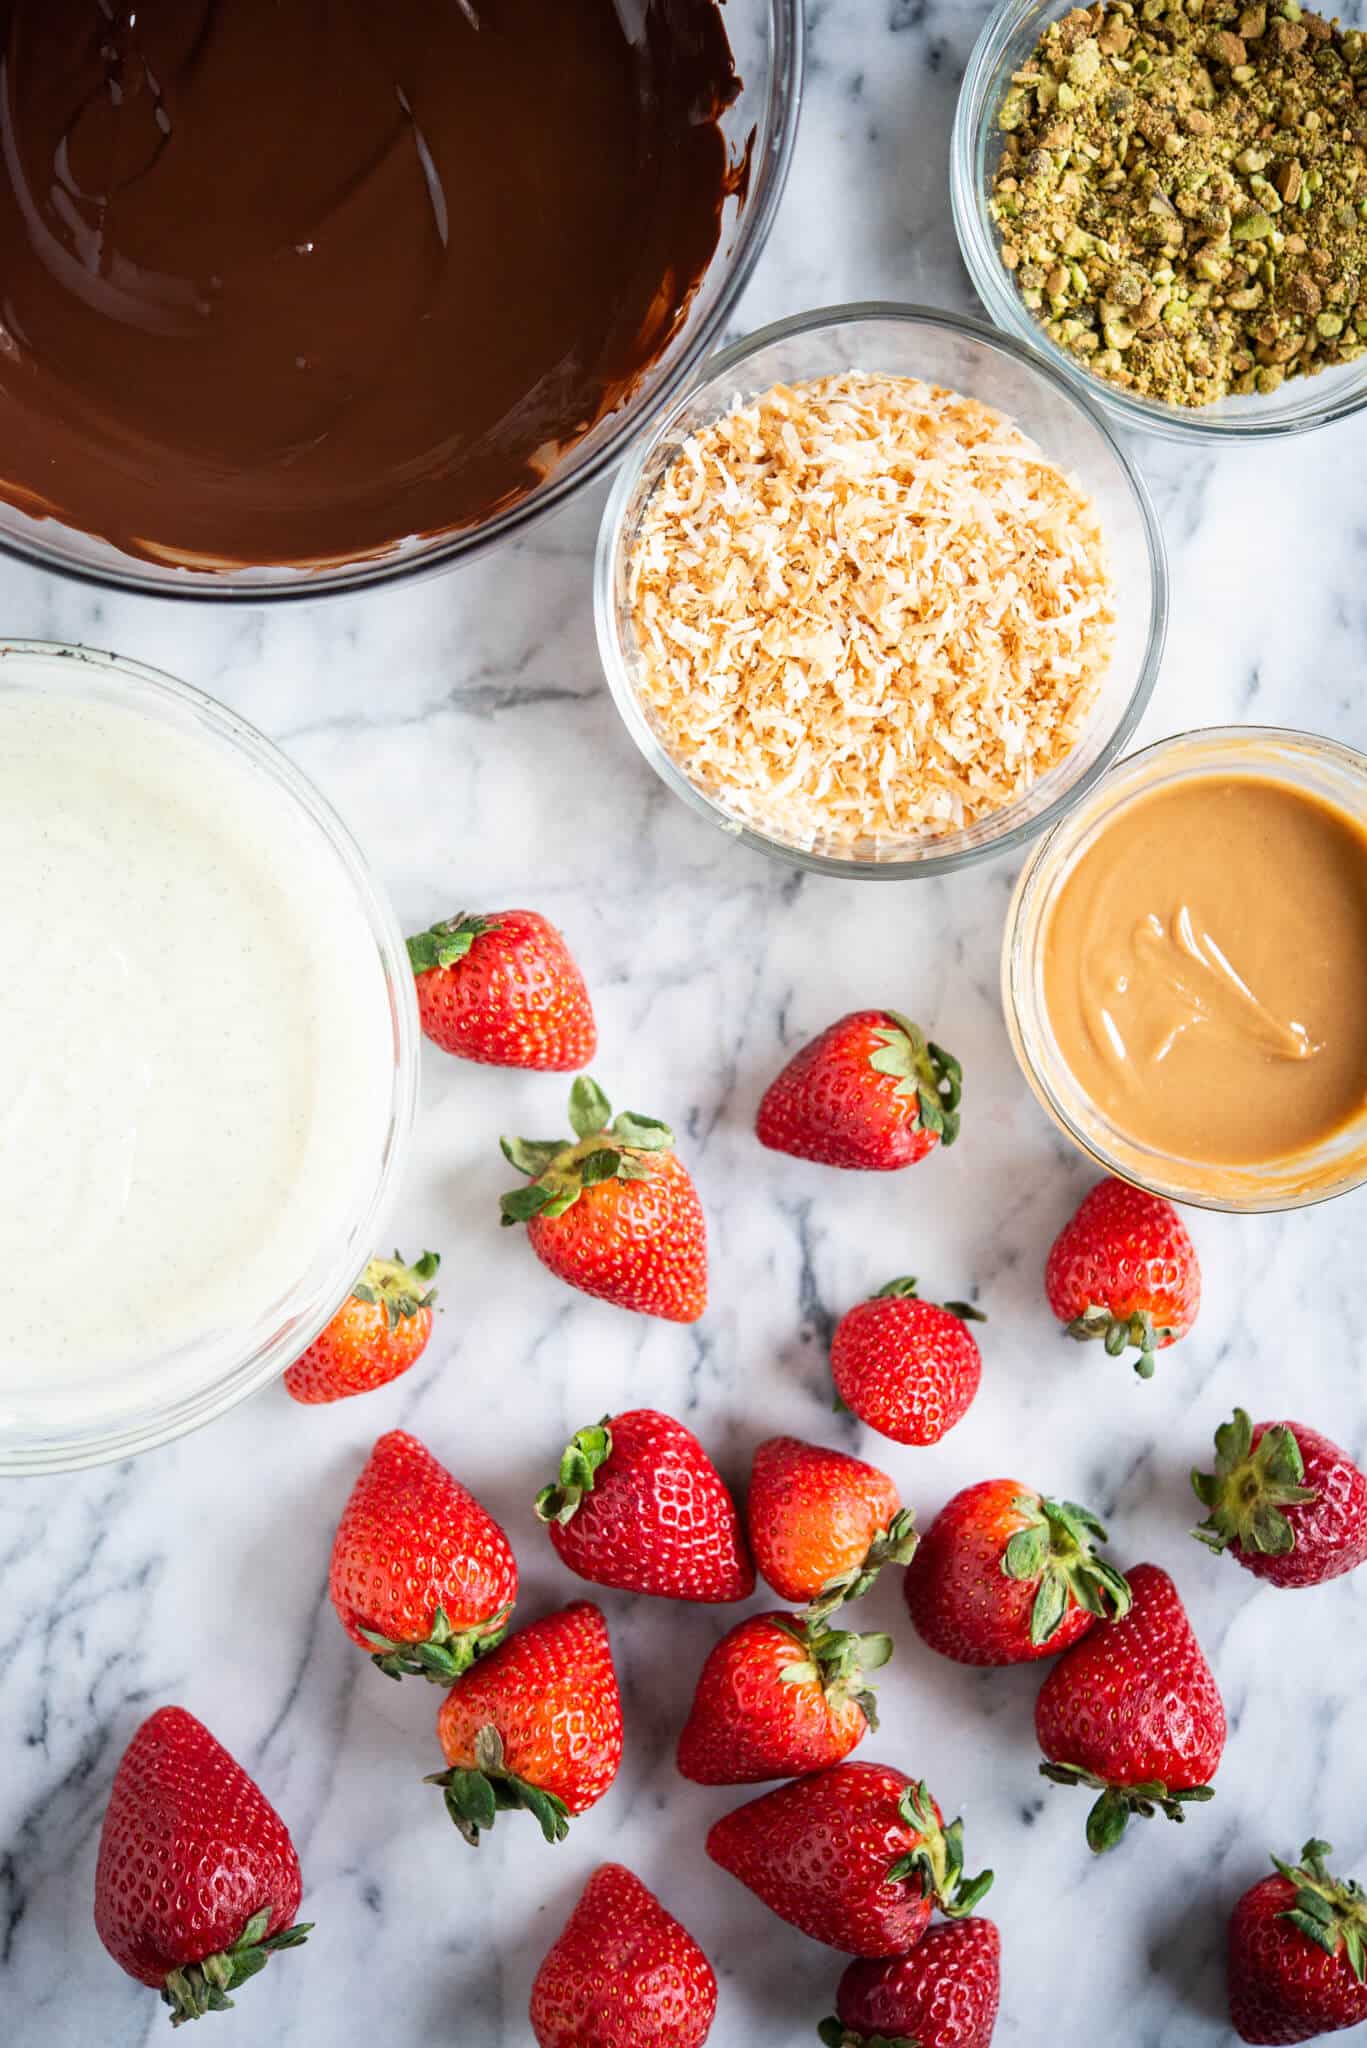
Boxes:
[3,4,1366,2044]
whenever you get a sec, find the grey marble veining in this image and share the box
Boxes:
[3,3,1366,2043]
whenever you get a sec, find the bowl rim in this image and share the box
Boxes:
[950,0,1367,444]
[0,639,420,1474]
[0,0,805,606]
[594,297,1170,880]
[1000,720,1367,1212]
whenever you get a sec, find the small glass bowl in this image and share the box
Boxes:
[1002,724,1367,1212]
[0,642,419,1474]
[595,302,1168,878]
[952,0,1367,443]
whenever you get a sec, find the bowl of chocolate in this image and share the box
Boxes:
[0,0,803,599]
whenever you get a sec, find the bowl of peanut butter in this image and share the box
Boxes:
[1003,726,1367,1210]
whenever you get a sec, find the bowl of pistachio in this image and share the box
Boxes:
[952,0,1367,438]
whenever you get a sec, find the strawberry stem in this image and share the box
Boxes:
[1191,1409,1319,1560]
[406,913,497,975]
[888,1781,993,1915]
[351,1251,439,1330]
[1063,1303,1170,1379]
[817,2024,918,2048]
[1000,1495,1131,1647]
[1272,1839,1367,1983]
[777,1618,894,1730]
[359,1603,511,1684]
[500,1082,673,1227]
[871,1276,985,1324]
[866,1016,963,1148]
[803,1510,919,1627]
[534,1420,613,1525]
[426,1724,569,1848]
[1038,1761,1215,1853]
[160,1908,313,2026]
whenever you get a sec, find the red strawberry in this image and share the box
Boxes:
[1193,1408,1367,1589]
[1045,1178,1200,1379]
[536,1410,753,1603]
[677,1612,891,1785]
[756,1011,961,1171]
[820,1918,1003,2048]
[1035,1562,1225,1852]
[746,1436,918,1617]
[1229,1838,1367,2044]
[502,1079,706,1322]
[94,1706,310,2024]
[902,1479,1131,1666]
[831,1280,986,1446]
[531,1863,717,2048]
[407,909,595,1070]
[430,1601,622,1845]
[329,1430,518,1682]
[706,1760,992,1956]
[283,1250,438,1404]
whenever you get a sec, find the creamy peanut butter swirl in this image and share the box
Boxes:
[1084,902,1324,1082]
[1044,773,1367,1169]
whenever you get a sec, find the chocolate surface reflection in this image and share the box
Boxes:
[0,0,741,569]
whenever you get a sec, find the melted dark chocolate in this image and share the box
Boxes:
[0,0,740,569]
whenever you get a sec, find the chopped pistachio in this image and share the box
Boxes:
[988,0,1367,405]
[1069,39,1103,83]
[1273,159,1304,204]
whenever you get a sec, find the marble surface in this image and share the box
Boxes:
[3,4,1367,2044]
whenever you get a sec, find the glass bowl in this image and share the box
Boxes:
[595,302,1168,878]
[1002,724,1367,1211]
[953,0,1367,443]
[0,0,802,604]
[0,642,419,1474]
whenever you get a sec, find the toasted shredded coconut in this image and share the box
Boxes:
[624,371,1116,851]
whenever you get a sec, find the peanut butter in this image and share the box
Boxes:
[1042,774,1367,1167]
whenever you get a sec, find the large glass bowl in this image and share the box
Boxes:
[0,0,802,603]
[595,302,1168,878]
[1003,725,1367,1211]
[953,0,1367,442]
[0,642,419,1474]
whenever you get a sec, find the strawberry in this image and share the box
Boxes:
[535,1409,753,1603]
[1045,1178,1200,1379]
[831,1280,986,1447]
[1035,1562,1225,1852]
[756,1011,961,1172]
[502,1078,706,1322]
[746,1436,918,1619]
[819,1918,1002,2048]
[429,1601,622,1845]
[531,1863,717,2048]
[1192,1408,1367,1589]
[676,1612,891,1785]
[706,1760,992,1956]
[94,1706,310,2025]
[406,909,595,1070]
[283,1250,438,1404]
[1229,1838,1367,2045]
[329,1430,518,1682]
[902,1479,1131,1666]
